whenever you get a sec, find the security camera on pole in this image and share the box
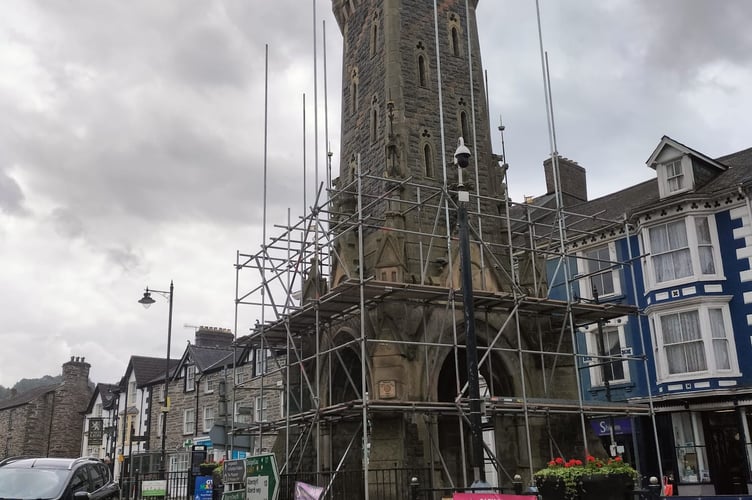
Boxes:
[454,138,489,490]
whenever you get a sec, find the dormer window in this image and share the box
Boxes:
[665,159,684,192]
[656,156,694,198]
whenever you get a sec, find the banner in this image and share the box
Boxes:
[88,418,103,445]
[294,481,324,500]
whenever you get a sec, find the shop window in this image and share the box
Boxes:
[672,412,708,484]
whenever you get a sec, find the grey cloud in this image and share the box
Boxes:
[50,207,85,239]
[105,246,142,273]
[636,0,752,81]
[0,172,27,215]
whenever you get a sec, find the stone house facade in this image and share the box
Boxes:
[0,357,92,459]
[147,327,284,464]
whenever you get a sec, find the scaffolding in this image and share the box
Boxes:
[230,159,658,497]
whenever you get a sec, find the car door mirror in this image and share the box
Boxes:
[73,491,91,499]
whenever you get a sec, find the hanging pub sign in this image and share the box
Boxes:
[88,418,104,445]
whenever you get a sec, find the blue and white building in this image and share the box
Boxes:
[545,137,752,496]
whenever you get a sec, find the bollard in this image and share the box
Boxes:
[410,476,420,500]
[647,476,661,500]
[512,474,523,495]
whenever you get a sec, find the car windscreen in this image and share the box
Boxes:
[0,467,68,500]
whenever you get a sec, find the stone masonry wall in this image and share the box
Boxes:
[49,357,92,457]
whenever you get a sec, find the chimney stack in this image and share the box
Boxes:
[543,156,588,205]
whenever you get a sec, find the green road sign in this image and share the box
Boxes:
[222,489,245,500]
[246,454,279,500]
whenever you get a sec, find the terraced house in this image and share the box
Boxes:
[546,136,752,496]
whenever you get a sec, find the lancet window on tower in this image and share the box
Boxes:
[448,13,462,57]
[370,96,379,143]
[459,111,469,143]
[350,68,359,113]
[370,13,379,57]
[423,143,434,178]
[418,54,427,87]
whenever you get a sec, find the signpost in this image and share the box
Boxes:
[194,476,213,500]
[142,480,167,497]
[245,454,279,500]
[88,418,103,445]
[223,459,246,485]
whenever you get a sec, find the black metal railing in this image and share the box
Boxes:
[280,467,431,500]
[120,470,189,500]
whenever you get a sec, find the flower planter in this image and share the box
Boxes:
[578,474,633,500]
[199,464,218,476]
[534,456,638,500]
[536,477,569,500]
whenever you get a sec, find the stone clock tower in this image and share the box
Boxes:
[315,0,566,493]
[330,0,508,288]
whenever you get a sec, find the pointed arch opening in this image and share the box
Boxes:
[423,143,434,178]
[451,27,460,57]
[418,54,427,87]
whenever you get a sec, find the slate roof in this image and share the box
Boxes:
[128,355,180,388]
[0,383,59,411]
[84,383,120,413]
[188,345,235,372]
[518,143,752,240]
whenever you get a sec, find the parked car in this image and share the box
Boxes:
[0,457,119,500]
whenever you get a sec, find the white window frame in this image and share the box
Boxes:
[648,297,739,383]
[235,366,246,386]
[183,408,195,435]
[254,349,275,377]
[255,395,268,422]
[642,214,723,291]
[234,401,251,424]
[582,317,630,386]
[578,243,621,300]
[169,452,190,474]
[185,366,195,392]
[158,412,164,437]
[128,381,137,403]
[94,403,102,417]
[203,406,214,432]
[657,155,694,198]
[203,377,214,394]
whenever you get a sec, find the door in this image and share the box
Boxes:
[704,411,748,495]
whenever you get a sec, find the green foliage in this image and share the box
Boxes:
[533,455,638,499]
[0,375,65,401]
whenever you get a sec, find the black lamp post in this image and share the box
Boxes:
[138,281,174,479]
[454,138,486,485]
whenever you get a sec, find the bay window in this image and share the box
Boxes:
[644,215,721,289]
[650,299,738,381]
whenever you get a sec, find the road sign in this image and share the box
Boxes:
[246,454,279,500]
[223,459,246,484]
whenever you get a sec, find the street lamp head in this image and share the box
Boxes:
[454,137,472,168]
[138,290,156,308]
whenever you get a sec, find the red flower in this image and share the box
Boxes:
[574,459,583,466]
[586,455,596,462]
[615,456,623,462]
[548,460,556,467]
[555,457,564,465]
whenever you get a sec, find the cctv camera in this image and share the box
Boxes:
[454,137,471,168]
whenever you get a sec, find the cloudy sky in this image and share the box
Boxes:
[1,1,751,388]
